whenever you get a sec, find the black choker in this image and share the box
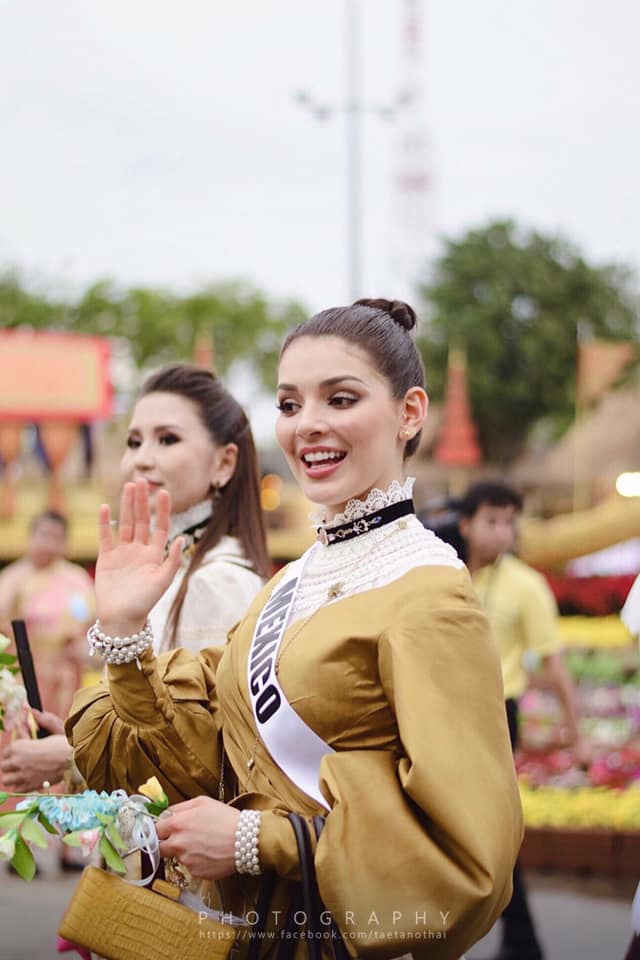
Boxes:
[316,499,415,546]
[166,518,210,558]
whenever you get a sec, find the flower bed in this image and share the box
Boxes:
[518,784,640,875]
[514,576,640,873]
[520,784,640,831]
[558,615,634,649]
[518,678,640,787]
[545,573,636,618]
[541,571,635,648]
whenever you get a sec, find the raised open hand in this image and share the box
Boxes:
[95,480,184,636]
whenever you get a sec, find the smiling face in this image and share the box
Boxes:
[120,391,232,516]
[276,336,425,519]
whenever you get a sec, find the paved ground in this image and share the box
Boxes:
[0,855,636,960]
[467,872,635,960]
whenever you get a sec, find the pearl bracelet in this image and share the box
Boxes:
[234,809,262,876]
[87,619,154,668]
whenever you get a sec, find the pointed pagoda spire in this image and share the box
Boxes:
[193,330,216,372]
[434,347,482,467]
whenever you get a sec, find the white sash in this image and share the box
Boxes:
[247,546,334,809]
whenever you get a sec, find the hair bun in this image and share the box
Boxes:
[353,297,417,332]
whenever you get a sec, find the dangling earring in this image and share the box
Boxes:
[211,482,222,505]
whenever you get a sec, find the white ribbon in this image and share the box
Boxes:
[113,794,247,924]
[112,791,161,886]
[247,546,334,809]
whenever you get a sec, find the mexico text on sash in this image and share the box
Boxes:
[247,547,334,809]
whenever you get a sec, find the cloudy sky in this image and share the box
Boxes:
[2,0,640,315]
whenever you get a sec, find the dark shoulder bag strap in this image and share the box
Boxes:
[311,816,350,960]
[287,813,350,960]
[278,885,305,960]
[246,872,277,960]
[287,813,323,960]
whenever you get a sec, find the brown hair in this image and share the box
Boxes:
[459,481,523,519]
[30,510,68,534]
[139,363,271,647]
[280,297,425,458]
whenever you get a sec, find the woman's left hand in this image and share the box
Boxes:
[1,734,71,791]
[156,796,241,880]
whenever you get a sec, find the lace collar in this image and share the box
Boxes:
[168,498,213,546]
[311,477,415,531]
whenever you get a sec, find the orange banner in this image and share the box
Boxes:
[0,331,112,421]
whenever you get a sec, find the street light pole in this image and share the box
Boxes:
[295,1,410,302]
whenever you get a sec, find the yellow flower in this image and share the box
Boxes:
[519,782,640,830]
[138,776,167,804]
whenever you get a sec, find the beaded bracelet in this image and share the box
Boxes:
[87,619,154,668]
[234,809,262,876]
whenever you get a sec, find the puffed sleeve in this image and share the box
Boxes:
[310,570,523,960]
[66,646,224,803]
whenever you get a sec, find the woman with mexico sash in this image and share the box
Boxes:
[67,298,522,959]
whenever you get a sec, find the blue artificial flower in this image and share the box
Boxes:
[16,790,122,831]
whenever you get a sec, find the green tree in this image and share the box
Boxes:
[0,272,66,329]
[0,272,305,387]
[419,220,640,463]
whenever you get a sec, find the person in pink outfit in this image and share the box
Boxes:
[0,510,95,719]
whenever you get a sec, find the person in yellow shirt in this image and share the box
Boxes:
[457,481,589,960]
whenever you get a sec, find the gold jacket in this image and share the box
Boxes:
[67,564,522,960]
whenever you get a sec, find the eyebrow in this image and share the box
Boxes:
[127,424,184,433]
[277,375,366,391]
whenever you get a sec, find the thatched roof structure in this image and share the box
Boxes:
[512,385,640,499]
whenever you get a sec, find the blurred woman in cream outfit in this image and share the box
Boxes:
[1,362,269,792]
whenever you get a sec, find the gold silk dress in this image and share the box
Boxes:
[67,498,522,960]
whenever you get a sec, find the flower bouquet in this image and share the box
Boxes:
[0,632,29,733]
[0,775,168,881]
[1,776,238,960]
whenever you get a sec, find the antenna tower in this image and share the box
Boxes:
[391,0,434,299]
